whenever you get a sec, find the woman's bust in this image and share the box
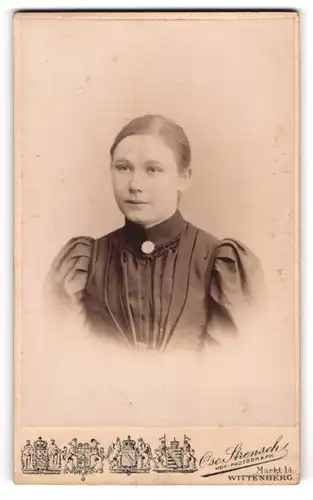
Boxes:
[47,114,265,352]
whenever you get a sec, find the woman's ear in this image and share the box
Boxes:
[178,167,192,192]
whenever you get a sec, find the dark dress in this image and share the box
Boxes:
[47,211,264,351]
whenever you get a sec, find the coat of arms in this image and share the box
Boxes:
[153,434,197,473]
[61,438,105,481]
[21,437,61,474]
[107,435,152,474]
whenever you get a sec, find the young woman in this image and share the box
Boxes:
[47,114,264,352]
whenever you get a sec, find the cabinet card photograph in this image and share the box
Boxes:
[14,11,300,485]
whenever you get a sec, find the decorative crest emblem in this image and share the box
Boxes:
[61,437,105,481]
[107,435,152,475]
[21,433,198,479]
[21,437,61,474]
[153,434,197,473]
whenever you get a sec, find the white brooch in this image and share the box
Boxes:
[141,240,155,255]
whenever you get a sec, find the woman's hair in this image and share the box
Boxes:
[110,114,191,173]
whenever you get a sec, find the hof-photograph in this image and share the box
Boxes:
[13,12,299,485]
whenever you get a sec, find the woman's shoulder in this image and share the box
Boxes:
[190,224,264,295]
[96,227,124,245]
[187,223,220,253]
[206,234,265,309]
[51,235,95,267]
[46,228,124,300]
[191,224,260,265]
[56,227,123,256]
[212,236,262,272]
[46,236,95,303]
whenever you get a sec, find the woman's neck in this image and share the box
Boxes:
[139,208,178,229]
[123,209,186,249]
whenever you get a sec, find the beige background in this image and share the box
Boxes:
[14,13,298,428]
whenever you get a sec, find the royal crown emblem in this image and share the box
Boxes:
[122,435,136,450]
[34,437,48,451]
[170,438,180,449]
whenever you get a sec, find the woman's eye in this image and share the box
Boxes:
[115,164,130,172]
[147,165,162,173]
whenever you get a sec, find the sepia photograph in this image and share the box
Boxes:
[13,11,299,484]
[46,112,265,352]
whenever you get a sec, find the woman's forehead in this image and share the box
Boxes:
[112,134,177,164]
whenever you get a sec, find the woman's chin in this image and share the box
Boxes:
[122,210,149,225]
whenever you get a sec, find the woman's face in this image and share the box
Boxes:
[111,134,190,227]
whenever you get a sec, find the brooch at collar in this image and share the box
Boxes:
[141,240,155,255]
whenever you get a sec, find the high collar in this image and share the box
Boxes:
[123,210,186,250]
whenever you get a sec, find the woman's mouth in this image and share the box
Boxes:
[124,200,148,205]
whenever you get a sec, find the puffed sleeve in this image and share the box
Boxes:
[45,236,94,307]
[206,238,265,343]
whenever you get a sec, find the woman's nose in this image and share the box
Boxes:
[128,172,145,192]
